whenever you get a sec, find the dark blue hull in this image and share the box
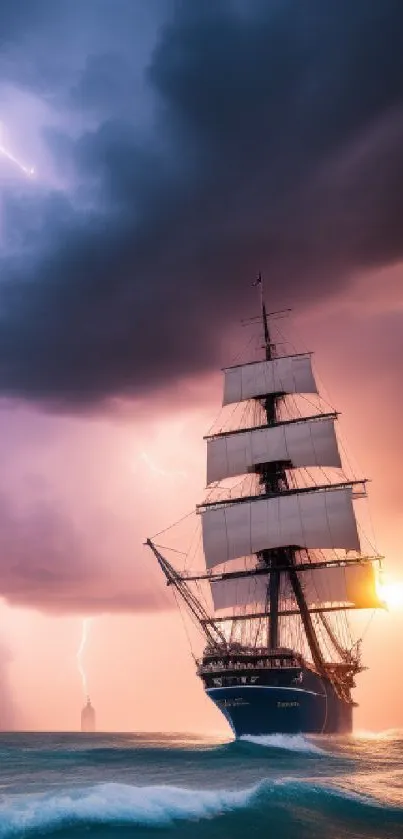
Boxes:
[206,677,353,736]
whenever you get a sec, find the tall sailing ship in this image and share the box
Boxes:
[146,280,384,736]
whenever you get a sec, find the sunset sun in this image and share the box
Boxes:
[377,581,403,611]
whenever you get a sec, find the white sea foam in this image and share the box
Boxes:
[240,733,326,754]
[0,777,398,837]
[0,782,254,837]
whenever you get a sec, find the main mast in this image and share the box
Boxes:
[257,275,324,667]
[258,274,282,650]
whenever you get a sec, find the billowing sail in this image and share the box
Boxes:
[223,354,317,406]
[206,417,341,484]
[211,573,269,611]
[211,563,380,612]
[201,487,360,569]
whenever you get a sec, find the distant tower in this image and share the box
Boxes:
[81,697,96,732]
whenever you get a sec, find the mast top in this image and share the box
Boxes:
[254,273,291,361]
[254,272,271,360]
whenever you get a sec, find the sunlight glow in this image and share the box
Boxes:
[377,581,403,611]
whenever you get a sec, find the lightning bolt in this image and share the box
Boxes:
[77,618,92,699]
[140,451,187,479]
[0,123,35,178]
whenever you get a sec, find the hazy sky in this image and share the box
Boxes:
[0,1,402,732]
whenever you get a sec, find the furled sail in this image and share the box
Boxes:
[223,354,317,406]
[201,487,360,569]
[210,563,380,612]
[206,417,341,485]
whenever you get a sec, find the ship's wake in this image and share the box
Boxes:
[239,733,327,754]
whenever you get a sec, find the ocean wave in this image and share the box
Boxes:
[239,733,326,754]
[0,778,402,838]
[0,782,250,836]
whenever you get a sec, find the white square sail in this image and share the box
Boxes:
[206,417,341,484]
[201,487,360,569]
[210,563,380,612]
[223,354,317,405]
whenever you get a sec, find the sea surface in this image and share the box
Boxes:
[0,731,402,839]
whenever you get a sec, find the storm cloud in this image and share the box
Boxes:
[0,0,402,407]
[0,402,196,616]
[0,491,164,614]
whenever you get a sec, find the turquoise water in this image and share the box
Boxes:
[0,731,402,838]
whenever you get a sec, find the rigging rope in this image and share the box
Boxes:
[153,543,187,556]
[151,509,194,540]
[172,588,199,663]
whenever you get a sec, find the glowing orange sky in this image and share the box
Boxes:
[1,263,403,734]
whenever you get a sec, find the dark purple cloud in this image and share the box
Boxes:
[0,0,402,407]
